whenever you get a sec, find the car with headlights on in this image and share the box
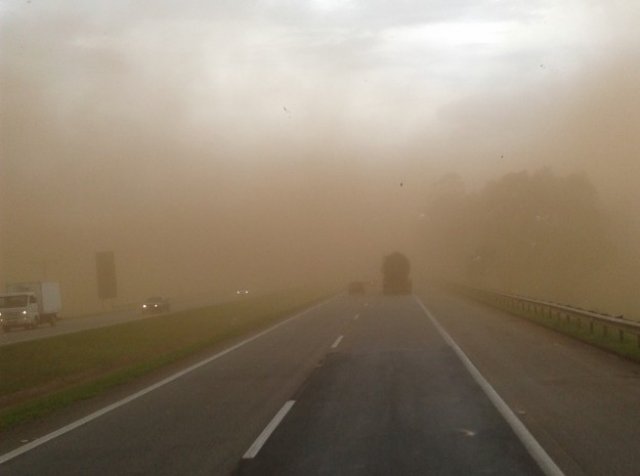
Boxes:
[141,296,170,313]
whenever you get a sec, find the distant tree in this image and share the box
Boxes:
[421,173,473,280]
[422,169,612,299]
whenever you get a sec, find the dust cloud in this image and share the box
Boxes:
[1,2,639,318]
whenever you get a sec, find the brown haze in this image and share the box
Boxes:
[1,1,639,317]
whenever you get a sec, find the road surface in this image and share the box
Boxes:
[234,296,543,475]
[2,289,639,475]
[418,286,640,476]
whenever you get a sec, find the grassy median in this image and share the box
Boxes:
[0,290,328,431]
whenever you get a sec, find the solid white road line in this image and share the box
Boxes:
[243,400,295,459]
[0,297,336,466]
[415,297,565,476]
[331,335,344,349]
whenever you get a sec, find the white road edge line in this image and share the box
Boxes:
[414,297,565,476]
[243,400,295,459]
[0,297,336,466]
[331,335,344,349]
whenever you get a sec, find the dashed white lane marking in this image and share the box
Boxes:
[0,297,336,466]
[331,335,344,349]
[243,400,296,459]
[415,297,565,476]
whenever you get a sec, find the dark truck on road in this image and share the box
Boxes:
[382,252,412,295]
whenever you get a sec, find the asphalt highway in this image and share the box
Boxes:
[418,287,640,476]
[0,293,549,475]
[235,296,543,475]
[4,286,639,475]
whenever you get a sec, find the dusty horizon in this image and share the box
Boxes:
[2,1,639,316]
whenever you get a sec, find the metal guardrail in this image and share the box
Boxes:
[453,284,640,347]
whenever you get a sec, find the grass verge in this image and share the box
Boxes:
[458,287,640,363]
[0,290,328,431]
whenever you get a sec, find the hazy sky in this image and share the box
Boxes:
[2,1,635,157]
[1,1,639,313]
[2,0,630,148]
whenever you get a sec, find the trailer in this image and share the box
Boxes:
[0,282,61,331]
[382,253,412,295]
